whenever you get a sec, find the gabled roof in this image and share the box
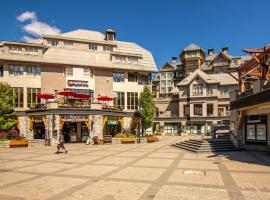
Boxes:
[206,51,233,62]
[178,69,238,86]
[160,62,176,71]
[60,29,105,41]
[183,43,201,51]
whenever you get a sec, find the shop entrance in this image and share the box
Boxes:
[105,119,121,137]
[33,122,45,139]
[62,122,89,143]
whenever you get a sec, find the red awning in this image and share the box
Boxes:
[58,91,76,97]
[97,96,113,101]
[36,93,55,100]
[73,93,91,99]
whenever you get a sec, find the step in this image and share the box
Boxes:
[172,144,197,153]
[175,143,199,151]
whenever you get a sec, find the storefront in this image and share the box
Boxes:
[29,116,46,139]
[60,115,89,143]
[245,115,267,144]
[164,123,180,135]
[103,116,123,136]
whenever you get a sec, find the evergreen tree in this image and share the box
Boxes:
[139,86,155,134]
[0,82,17,131]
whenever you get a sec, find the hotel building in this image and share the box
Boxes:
[153,44,250,135]
[0,29,157,143]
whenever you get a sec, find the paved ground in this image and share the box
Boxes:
[1,136,270,200]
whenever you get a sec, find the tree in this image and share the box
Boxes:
[139,86,155,134]
[0,82,17,131]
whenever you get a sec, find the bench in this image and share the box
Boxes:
[121,138,136,144]
[10,139,28,148]
[103,135,112,144]
[147,136,157,143]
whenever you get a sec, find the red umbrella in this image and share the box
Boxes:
[36,93,55,100]
[97,96,113,101]
[58,91,76,97]
[74,93,91,99]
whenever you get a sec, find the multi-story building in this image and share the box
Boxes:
[0,28,157,143]
[153,44,249,135]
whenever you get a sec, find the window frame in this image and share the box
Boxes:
[113,72,125,82]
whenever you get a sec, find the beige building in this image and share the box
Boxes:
[153,44,249,135]
[0,28,157,142]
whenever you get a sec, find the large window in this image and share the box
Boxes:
[89,44,97,50]
[9,46,22,54]
[167,80,172,86]
[161,87,166,94]
[115,56,126,63]
[127,92,138,110]
[12,87,24,108]
[27,66,41,76]
[128,73,137,82]
[47,40,58,46]
[113,72,124,82]
[9,65,24,76]
[127,57,138,64]
[138,75,149,85]
[166,72,174,78]
[164,124,179,135]
[207,104,213,116]
[246,115,267,142]
[113,92,125,109]
[207,85,214,95]
[194,104,202,116]
[184,105,190,116]
[103,45,113,52]
[65,67,73,76]
[161,80,166,86]
[220,85,235,97]
[27,88,41,108]
[84,68,93,78]
[186,51,197,58]
[193,84,203,96]
[25,47,38,55]
[161,73,166,79]
[64,41,73,48]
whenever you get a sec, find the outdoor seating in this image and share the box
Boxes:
[103,135,112,144]
[121,138,136,144]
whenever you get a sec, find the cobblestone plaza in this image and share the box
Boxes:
[1,136,270,200]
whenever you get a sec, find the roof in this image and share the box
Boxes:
[60,29,105,41]
[181,43,205,53]
[178,69,238,86]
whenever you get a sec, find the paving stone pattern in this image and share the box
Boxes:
[0,136,270,200]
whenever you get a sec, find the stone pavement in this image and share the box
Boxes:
[0,136,270,200]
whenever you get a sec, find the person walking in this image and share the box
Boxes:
[56,134,68,154]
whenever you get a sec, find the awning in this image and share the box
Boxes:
[58,91,76,97]
[36,93,55,100]
[97,96,113,101]
[73,93,91,99]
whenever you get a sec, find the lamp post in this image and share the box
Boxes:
[137,104,142,144]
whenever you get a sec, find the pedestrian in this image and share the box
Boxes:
[56,134,68,154]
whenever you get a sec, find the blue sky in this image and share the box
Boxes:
[0,0,270,68]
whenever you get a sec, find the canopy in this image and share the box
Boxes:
[58,91,76,97]
[36,93,55,100]
[97,96,113,101]
[73,93,91,99]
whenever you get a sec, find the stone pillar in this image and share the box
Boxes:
[19,116,33,139]
[91,115,103,138]
[77,122,82,142]
[124,117,132,130]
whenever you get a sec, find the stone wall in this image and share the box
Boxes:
[91,115,103,138]
[123,117,132,130]
[19,116,33,139]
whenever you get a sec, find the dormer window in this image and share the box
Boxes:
[115,56,126,63]
[26,47,38,55]
[89,44,97,50]
[48,40,58,47]
[186,51,197,58]
[64,41,73,48]
[103,45,113,52]
[127,57,138,64]
[9,46,22,54]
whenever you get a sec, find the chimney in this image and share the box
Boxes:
[222,47,228,54]
[172,57,177,64]
[208,48,214,56]
[105,29,116,41]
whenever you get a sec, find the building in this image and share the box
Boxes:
[153,44,249,135]
[0,28,157,143]
[230,45,270,151]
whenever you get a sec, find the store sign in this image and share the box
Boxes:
[34,119,43,123]
[67,80,88,87]
[107,120,119,125]
[61,115,88,122]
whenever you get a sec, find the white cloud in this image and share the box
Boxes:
[17,11,37,22]
[17,11,61,40]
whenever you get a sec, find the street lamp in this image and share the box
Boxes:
[137,103,142,144]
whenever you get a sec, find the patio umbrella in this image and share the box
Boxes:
[73,93,91,100]
[58,91,76,97]
[97,96,113,101]
[36,93,55,100]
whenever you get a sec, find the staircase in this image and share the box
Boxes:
[172,139,237,153]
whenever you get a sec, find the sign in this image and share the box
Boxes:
[107,120,119,125]
[67,80,88,87]
[61,115,88,122]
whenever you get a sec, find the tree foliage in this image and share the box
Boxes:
[0,82,17,131]
[139,86,155,132]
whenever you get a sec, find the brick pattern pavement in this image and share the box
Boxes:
[0,136,270,200]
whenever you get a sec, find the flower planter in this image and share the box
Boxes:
[9,139,28,148]
[121,138,136,144]
[147,136,158,143]
[112,138,122,144]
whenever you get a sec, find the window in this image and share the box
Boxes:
[115,56,126,63]
[161,80,166,86]
[182,87,188,96]
[127,57,138,64]
[103,45,113,52]
[9,46,22,54]
[128,73,137,82]
[138,75,149,85]
[186,51,197,58]
[207,104,213,116]
[207,85,214,95]
[168,87,173,92]
[0,66,3,77]
[27,88,41,108]
[220,85,235,97]
[233,59,238,65]
[66,67,73,76]
[64,41,73,48]
[27,66,41,76]
[25,47,38,55]
[184,105,190,116]
[218,106,227,116]
[161,87,166,94]
[127,92,138,110]
[47,40,58,46]
[167,80,172,86]
[84,68,93,78]
[113,72,124,82]
[9,65,24,76]
[113,92,125,109]
[193,84,203,96]
[89,44,97,50]
[12,87,24,108]
[161,73,166,79]
[167,72,173,78]
[194,104,202,116]
[164,124,179,135]
[214,68,222,74]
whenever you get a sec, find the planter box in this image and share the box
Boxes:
[10,139,28,148]
[112,138,122,144]
[121,138,136,144]
[147,136,157,143]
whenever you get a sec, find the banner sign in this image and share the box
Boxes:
[67,80,88,87]
[61,115,88,122]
